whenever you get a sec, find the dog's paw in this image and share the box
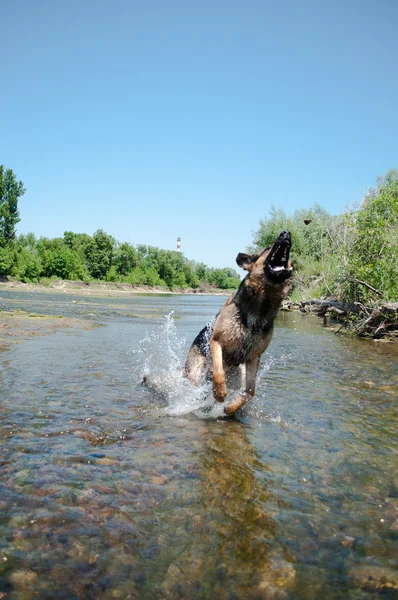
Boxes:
[212,375,227,402]
[224,392,251,416]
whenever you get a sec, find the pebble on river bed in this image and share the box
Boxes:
[256,556,296,599]
[348,565,398,591]
[9,569,38,598]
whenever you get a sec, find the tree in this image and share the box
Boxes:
[339,170,398,302]
[206,267,241,289]
[0,246,14,277]
[36,236,89,280]
[195,262,208,282]
[0,166,25,247]
[113,242,138,275]
[84,229,115,279]
[63,231,91,252]
[184,260,200,288]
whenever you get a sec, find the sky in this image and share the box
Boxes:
[1,0,397,272]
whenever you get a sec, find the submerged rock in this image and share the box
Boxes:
[349,565,398,591]
[9,569,39,598]
[257,556,296,599]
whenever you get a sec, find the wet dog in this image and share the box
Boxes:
[185,231,293,416]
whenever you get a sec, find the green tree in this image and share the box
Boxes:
[184,260,200,288]
[84,229,115,279]
[0,246,14,277]
[113,242,138,276]
[251,205,306,260]
[156,250,187,289]
[195,262,208,282]
[36,237,89,280]
[207,267,241,289]
[339,170,398,302]
[127,265,165,287]
[11,246,42,282]
[63,231,92,253]
[0,166,26,247]
[18,232,37,249]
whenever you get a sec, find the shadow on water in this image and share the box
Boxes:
[0,291,397,599]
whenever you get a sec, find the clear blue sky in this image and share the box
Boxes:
[1,0,397,271]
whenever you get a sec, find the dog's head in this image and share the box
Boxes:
[236,231,293,285]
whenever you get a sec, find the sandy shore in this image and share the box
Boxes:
[0,309,96,350]
[0,278,229,298]
[0,279,228,349]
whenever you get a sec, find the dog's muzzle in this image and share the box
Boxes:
[265,231,293,283]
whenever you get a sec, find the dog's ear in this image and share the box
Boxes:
[236,252,257,270]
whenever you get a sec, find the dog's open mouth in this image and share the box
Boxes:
[266,231,293,282]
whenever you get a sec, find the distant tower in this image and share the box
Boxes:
[177,237,181,252]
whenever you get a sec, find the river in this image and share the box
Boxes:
[0,290,397,599]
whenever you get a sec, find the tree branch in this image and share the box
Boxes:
[351,278,383,297]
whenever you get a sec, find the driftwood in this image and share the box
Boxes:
[297,299,351,317]
[353,302,398,338]
[284,299,398,340]
[350,278,383,297]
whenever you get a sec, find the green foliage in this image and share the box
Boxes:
[36,237,89,280]
[126,266,166,287]
[105,265,119,282]
[205,267,241,289]
[63,231,92,253]
[84,229,115,279]
[251,170,398,303]
[11,246,42,282]
[252,205,306,261]
[337,170,398,302]
[0,245,14,277]
[113,242,139,276]
[0,166,25,247]
[3,162,396,303]
[252,203,344,272]
[252,203,347,298]
[184,261,200,289]
[5,225,241,290]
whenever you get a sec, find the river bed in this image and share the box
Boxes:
[0,290,397,599]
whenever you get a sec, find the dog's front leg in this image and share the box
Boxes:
[210,338,227,402]
[224,357,260,416]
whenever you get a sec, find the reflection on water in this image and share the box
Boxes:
[0,291,397,599]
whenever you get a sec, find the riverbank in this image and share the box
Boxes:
[0,309,95,350]
[2,279,398,341]
[0,278,230,298]
[283,298,398,341]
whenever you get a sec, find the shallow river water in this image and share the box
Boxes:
[0,291,397,599]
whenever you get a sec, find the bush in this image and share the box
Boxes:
[0,245,14,277]
[11,247,42,282]
[127,266,166,287]
[336,171,398,302]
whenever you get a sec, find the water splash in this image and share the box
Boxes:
[140,313,223,418]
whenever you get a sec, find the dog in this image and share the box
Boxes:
[185,231,293,416]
